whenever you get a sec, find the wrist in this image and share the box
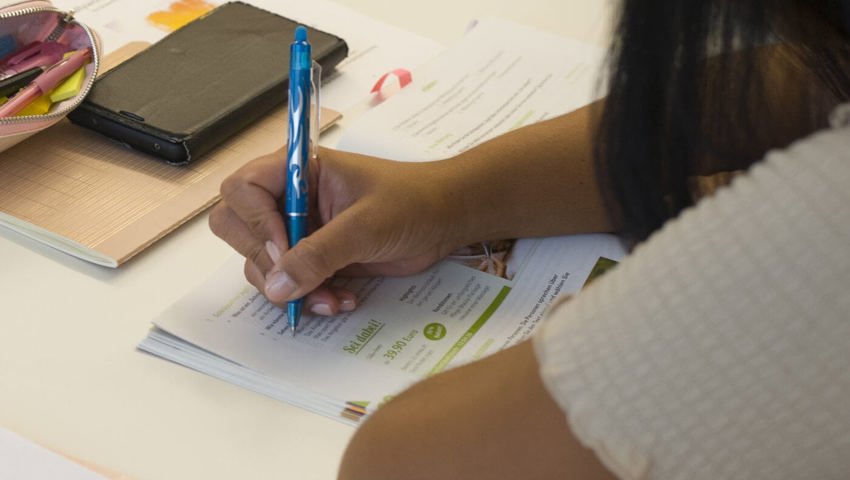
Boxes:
[429,150,510,247]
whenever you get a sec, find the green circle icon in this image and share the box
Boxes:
[424,323,447,340]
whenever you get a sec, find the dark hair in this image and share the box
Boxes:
[596,0,850,240]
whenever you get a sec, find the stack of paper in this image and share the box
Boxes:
[140,234,625,424]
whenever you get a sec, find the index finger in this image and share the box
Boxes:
[218,149,289,250]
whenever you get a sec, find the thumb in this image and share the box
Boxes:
[264,209,366,302]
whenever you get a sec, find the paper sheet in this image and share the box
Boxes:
[0,427,107,480]
[336,17,606,160]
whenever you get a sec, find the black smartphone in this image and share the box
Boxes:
[68,1,347,165]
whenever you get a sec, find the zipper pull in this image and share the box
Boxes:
[45,11,74,43]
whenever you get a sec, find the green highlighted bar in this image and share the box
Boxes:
[428,286,511,375]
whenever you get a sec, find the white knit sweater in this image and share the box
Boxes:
[533,121,850,479]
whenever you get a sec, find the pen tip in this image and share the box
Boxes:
[287,302,302,337]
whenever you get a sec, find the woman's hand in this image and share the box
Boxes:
[210,106,615,316]
[209,146,464,316]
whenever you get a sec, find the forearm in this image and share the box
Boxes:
[437,101,616,244]
[337,341,615,480]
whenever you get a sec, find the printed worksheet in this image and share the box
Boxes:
[140,234,625,424]
[336,18,606,160]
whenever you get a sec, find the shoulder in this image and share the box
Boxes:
[533,121,850,479]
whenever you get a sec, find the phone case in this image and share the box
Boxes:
[0,0,100,154]
[67,1,348,165]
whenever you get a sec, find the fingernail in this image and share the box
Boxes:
[310,303,333,316]
[265,240,281,263]
[339,297,357,312]
[266,271,296,300]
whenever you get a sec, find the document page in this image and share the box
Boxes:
[0,427,107,480]
[336,17,606,161]
[141,234,625,423]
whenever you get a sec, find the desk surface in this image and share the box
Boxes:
[0,1,610,479]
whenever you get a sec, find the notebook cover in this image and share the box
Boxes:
[67,1,348,164]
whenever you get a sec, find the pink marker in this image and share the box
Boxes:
[0,42,72,80]
[0,48,91,117]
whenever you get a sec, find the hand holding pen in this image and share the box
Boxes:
[210,38,463,325]
[210,146,462,320]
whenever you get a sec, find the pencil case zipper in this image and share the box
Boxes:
[0,1,100,133]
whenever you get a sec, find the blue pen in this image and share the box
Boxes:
[285,26,312,335]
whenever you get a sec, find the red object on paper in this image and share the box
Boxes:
[370,68,412,94]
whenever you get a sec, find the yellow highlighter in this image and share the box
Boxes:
[11,51,87,116]
[49,65,85,102]
[16,94,52,116]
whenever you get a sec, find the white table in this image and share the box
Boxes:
[0,1,610,478]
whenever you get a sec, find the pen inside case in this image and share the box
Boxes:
[0,2,99,154]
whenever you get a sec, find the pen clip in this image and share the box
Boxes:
[309,60,321,160]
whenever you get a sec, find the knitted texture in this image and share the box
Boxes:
[533,124,850,480]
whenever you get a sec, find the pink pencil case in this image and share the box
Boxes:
[0,0,99,153]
